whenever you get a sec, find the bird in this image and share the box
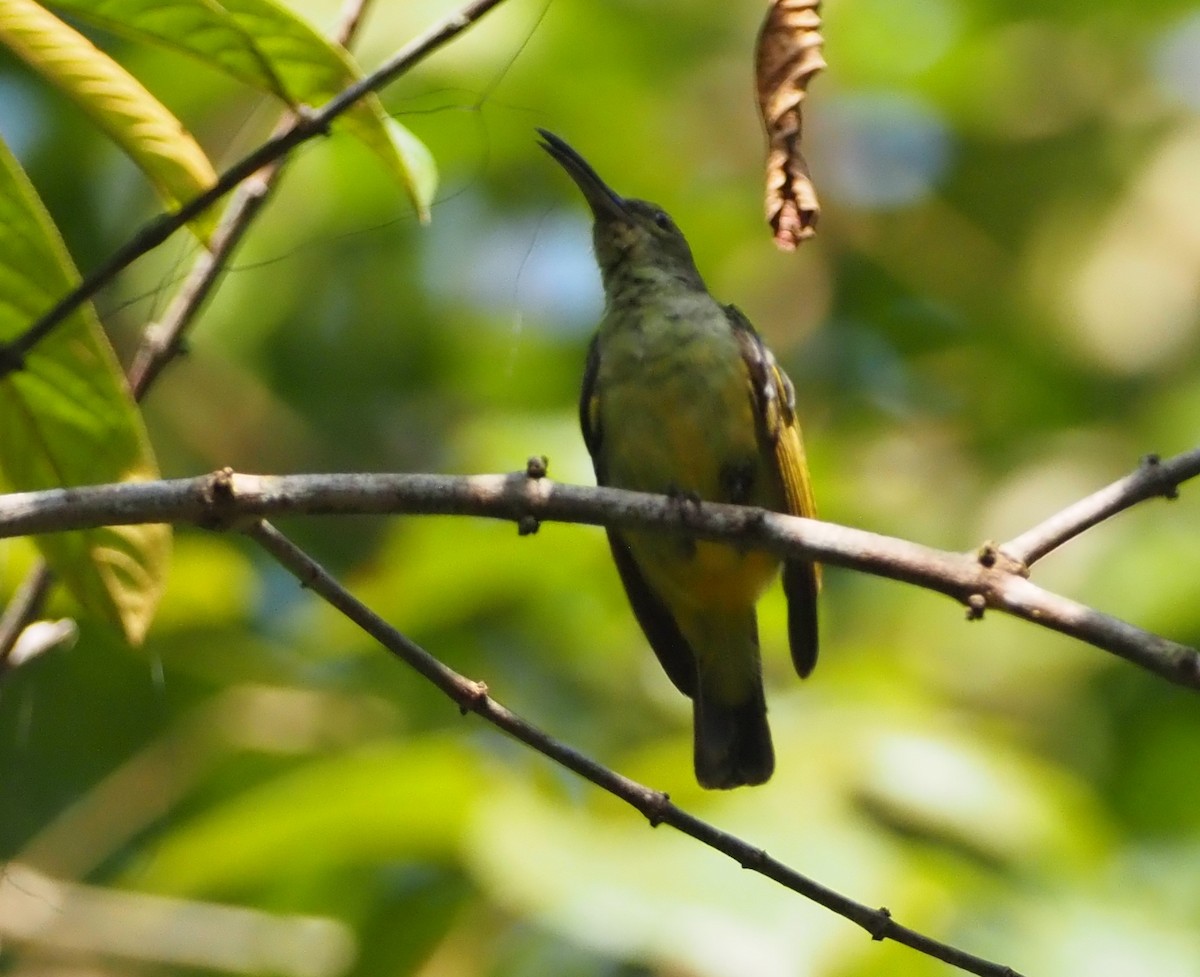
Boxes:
[537,128,819,789]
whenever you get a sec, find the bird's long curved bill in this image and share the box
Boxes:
[537,128,628,222]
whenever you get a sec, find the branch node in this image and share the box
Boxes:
[1176,650,1200,683]
[517,514,540,536]
[296,103,332,137]
[198,467,250,531]
[867,906,893,941]
[297,561,319,590]
[525,455,548,479]
[965,593,986,620]
[641,790,672,827]
[210,466,235,497]
[668,486,704,524]
[455,679,489,715]
[977,541,1028,577]
[739,846,769,870]
[741,506,768,532]
[1141,452,1180,500]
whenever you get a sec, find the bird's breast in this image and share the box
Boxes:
[597,302,754,496]
[593,298,783,610]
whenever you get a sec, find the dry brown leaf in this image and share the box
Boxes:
[755,0,825,250]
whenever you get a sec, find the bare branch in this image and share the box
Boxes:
[990,573,1200,685]
[127,0,374,398]
[125,155,281,398]
[0,0,514,378]
[1,463,1197,688]
[245,518,1026,977]
[1000,449,1200,567]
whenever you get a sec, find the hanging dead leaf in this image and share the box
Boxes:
[755,0,825,250]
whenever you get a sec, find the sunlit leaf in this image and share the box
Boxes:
[755,0,825,250]
[47,0,289,99]
[383,116,437,224]
[213,0,437,221]
[0,135,170,645]
[0,0,219,243]
[48,0,438,221]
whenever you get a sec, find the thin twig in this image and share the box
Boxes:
[0,0,514,379]
[0,564,53,667]
[245,518,1025,977]
[1,463,1197,687]
[128,0,374,398]
[1000,448,1200,567]
[126,165,275,397]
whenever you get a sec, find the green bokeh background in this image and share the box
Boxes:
[3,0,1200,975]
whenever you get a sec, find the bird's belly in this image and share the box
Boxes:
[598,343,781,612]
[632,536,781,612]
[600,341,756,498]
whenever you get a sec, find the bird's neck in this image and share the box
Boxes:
[602,258,708,316]
[599,265,728,360]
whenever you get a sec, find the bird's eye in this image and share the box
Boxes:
[652,211,673,231]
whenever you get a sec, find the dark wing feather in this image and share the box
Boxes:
[726,304,820,678]
[579,333,699,697]
[781,560,819,677]
[605,531,698,696]
[579,334,603,462]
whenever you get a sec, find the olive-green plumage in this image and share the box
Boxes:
[538,129,819,789]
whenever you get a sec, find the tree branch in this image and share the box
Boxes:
[245,518,1025,977]
[1,453,1197,688]
[1000,448,1200,567]
[0,0,514,379]
[3,448,1192,971]
[127,0,374,399]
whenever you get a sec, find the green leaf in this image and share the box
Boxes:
[50,0,439,221]
[0,0,219,243]
[218,0,436,221]
[383,116,437,224]
[0,135,170,645]
[46,0,289,99]
[134,741,481,894]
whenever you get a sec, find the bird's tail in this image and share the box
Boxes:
[692,677,774,789]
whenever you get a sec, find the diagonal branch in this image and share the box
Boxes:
[4,446,1194,972]
[1000,448,1200,568]
[0,0,515,379]
[1,458,1197,688]
[0,563,53,663]
[245,517,1025,977]
[128,0,374,399]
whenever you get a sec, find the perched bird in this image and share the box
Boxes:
[538,129,819,789]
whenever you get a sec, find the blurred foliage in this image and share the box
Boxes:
[3,0,1200,976]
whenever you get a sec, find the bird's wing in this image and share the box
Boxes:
[579,334,699,697]
[604,532,699,696]
[579,334,603,458]
[726,304,820,678]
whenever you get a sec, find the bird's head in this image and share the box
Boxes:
[538,128,705,292]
